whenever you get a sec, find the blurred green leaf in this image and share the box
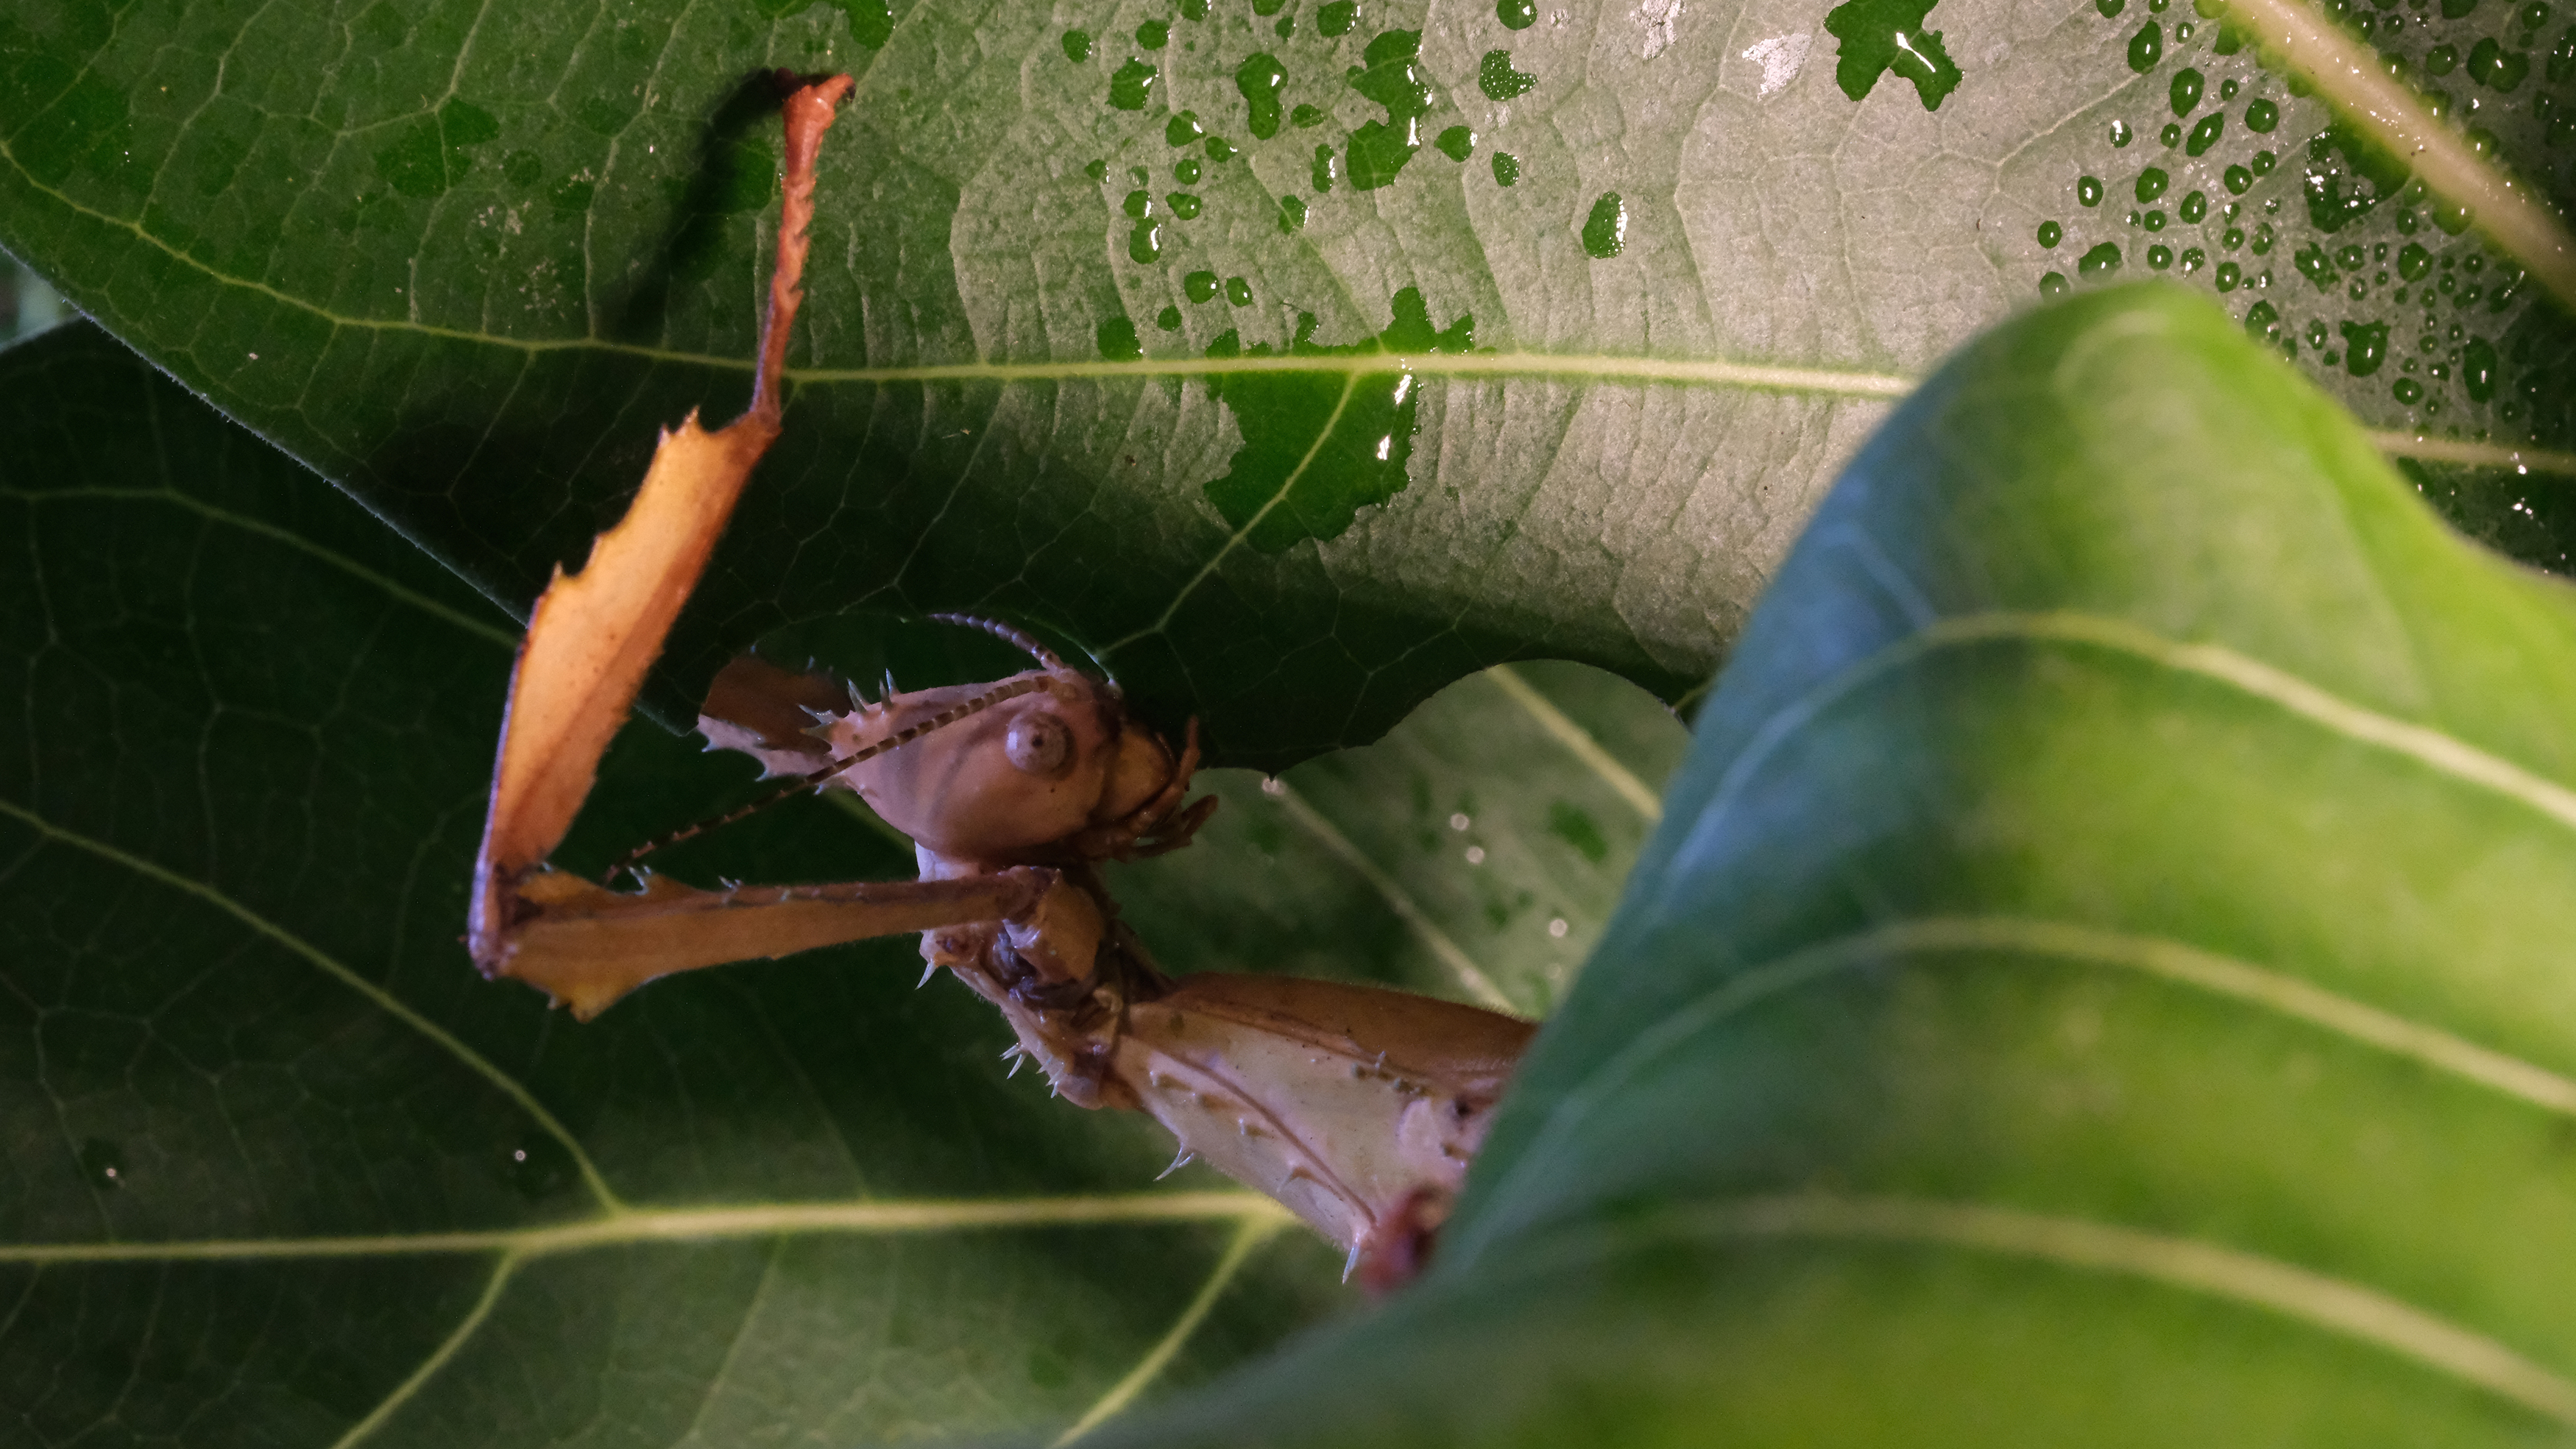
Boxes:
[0,0,2567,770]
[1076,286,2576,1448]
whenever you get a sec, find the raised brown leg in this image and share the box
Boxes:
[467,75,999,1023]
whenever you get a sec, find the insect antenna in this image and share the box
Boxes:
[927,612,1069,673]
[601,673,1055,882]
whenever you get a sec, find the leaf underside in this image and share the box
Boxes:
[0,0,2566,771]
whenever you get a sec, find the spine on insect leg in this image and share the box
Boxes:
[1108,974,1536,1289]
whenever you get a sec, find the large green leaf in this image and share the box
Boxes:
[1064,283,2576,1447]
[0,0,2567,768]
[0,319,1681,1447]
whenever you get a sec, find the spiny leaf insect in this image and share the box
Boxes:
[464,74,1534,1289]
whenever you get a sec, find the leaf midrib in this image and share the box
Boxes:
[1493,1194,2576,1425]
[0,1191,1296,1265]
[1463,911,2576,1272]
[1680,612,2576,875]
[2234,0,2576,314]
[14,126,2576,478]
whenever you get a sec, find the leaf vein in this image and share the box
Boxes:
[1621,1195,2576,1425]
[1485,665,1662,821]
[0,486,517,648]
[2233,0,2576,313]
[1051,1214,1288,1445]
[1266,781,1516,1013]
[1674,610,2576,901]
[0,1193,1298,1265]
[1466,914,2576,1266]
[328,1254,518,1449]
[0,797,621,1213]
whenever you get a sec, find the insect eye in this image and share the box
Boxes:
[1005,714,1074,777]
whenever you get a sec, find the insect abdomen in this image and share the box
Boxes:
[1115,974,1535,1280]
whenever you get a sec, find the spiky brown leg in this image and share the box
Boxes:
[468,75,859,1005]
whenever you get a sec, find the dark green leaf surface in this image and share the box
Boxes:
[0,321,1681,1448]
[1076,285,2576,1447]
[1117,658,1685,1018]
[1,0,2566,770]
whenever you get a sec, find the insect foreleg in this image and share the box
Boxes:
[467,74,854,1002]
[485,866,1055,1021]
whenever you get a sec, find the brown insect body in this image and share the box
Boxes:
[467,73,1534,1288]
[696,651,1536,1277]
[1118,975,1532,1285]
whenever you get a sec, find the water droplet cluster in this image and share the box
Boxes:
[1066,0,1561,366]
[2034,0,2566,444]
[1059,2,1500,548]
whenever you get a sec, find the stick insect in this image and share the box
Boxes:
[466,74,1535,1289]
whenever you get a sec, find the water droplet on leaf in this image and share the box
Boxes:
[2340,319,2389,375]
[1109,59,1158,110]
[2463,336,2499,398]
[79,1138,124,1191]
[1234,52,1287,138]
[1824,0,1965,108]
[1479,49,1538,99]
[1582,192,1627,257]
[2128,19,2164,71]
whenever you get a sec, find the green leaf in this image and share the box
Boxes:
[0,0,2567,768]
[1066,284,2576,1447]
[0,320,1682,1447]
